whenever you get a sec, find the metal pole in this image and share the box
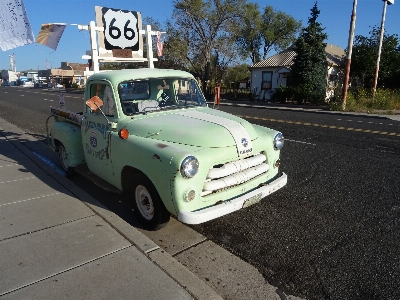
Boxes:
[342,0,357,110]
[372,0,388,93]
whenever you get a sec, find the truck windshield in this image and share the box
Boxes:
[118,77,207,115]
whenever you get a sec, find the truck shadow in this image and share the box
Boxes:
[0,128,147,239]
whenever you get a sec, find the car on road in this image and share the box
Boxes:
[21,81,34,87]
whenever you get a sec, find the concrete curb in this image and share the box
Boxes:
[0,118,222,300]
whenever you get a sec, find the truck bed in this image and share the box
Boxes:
[50,106,83,125]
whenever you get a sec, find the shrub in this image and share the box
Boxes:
[271,86,292,103]
[71,82,79,89]
[292,84,325,105]
[250,87,261,102]
[330,88,400,112]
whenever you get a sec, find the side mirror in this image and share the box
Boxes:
[85,96,117,130]
[86,96,103,110]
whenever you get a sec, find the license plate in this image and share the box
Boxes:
[242,193,262,208]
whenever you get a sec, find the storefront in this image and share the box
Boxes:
[38,63,87,88]
[48,69,75,88]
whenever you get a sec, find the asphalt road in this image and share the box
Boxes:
[1,86,400,299]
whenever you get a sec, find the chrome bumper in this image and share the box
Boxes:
[178,173,287,225]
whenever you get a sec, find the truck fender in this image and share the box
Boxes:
[51,122,86,167]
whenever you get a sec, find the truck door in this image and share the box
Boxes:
[82,82,117,181]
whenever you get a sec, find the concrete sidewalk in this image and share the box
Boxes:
[0,118,222,300]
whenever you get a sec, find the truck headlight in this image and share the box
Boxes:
[274,133,284,150]
[180,156,199,178]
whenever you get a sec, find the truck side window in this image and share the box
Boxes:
[90,84,115,117]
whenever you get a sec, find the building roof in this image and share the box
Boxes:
[61,62,89,72]
[250,48,296,69]
[250,44,345,69]
[325,44,346,66]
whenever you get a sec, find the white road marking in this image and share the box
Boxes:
[286,139,316,146]
[338,118,396,126]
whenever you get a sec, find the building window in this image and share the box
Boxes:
[261,71,273,90]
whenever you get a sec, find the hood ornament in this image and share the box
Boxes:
[241,138,248,147]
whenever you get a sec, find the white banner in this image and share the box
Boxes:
[0,0,34,51]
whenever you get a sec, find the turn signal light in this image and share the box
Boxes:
[118,128,129,139]
[274,159,281,168]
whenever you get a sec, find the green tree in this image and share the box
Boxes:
[234,4,301,64]
[261,6,302,59]
[351,26,400,88]
[222,64,251,87]
[290,2,327,94]
[166,0,246,90]
[235,2,262,64]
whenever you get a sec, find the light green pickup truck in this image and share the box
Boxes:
[47,68,287,230]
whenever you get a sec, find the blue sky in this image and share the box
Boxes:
[1,0,399,71]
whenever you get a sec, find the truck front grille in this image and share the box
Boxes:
[201,153,268,197]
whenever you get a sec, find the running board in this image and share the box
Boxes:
[75,164,122,194]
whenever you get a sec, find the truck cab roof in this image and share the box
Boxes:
[87,68,195,84]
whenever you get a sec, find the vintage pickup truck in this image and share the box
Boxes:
[47,68,287,230]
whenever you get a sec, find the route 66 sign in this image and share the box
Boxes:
[90,131,97,148]
[95,6,143,58]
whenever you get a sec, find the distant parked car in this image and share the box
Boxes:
[22,81,34,87]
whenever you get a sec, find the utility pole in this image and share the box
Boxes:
[341,0,357,110]
[372,0,394,93]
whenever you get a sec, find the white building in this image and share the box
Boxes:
[26,71,38,82]
[1,70,18,86]
[249,44,345,101]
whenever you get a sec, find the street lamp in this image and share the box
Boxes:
[372,0,394,93]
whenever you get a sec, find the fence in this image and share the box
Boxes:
[206,87,251,101]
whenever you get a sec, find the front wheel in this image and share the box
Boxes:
[59,143,74,178]
[132,174,170,230]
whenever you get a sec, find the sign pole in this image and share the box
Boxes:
[89,21,100,73]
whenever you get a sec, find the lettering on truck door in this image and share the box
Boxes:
[82,83,117,180]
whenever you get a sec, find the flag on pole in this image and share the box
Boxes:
[0,0,35,51]
[156,31,166,57]
[9,53,16,71]
[36,23,66,51]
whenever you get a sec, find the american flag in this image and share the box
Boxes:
[156,31,166,57]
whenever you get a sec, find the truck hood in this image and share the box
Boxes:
[125,108,258,151]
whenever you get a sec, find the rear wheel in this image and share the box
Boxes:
[59,143,74,178]
[132,174,170,230]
